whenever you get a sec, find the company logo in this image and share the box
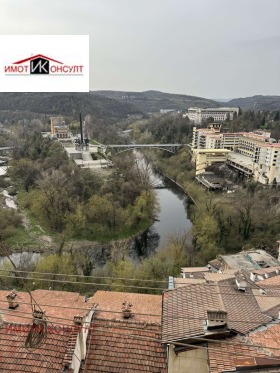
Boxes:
[0,35,89,92]
[4,54,84,76]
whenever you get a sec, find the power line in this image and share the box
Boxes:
[0,296,279,326]
[1,273,280,298]
[0,268,169,284]
[0,274,163,291]
[0,300,279,330]
[1,268,280,291]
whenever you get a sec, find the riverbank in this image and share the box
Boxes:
[154,166,198,206]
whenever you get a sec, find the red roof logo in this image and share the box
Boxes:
[13,54,63,65]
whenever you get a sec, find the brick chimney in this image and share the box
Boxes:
[6,290,19,309]
[122,301,133,319]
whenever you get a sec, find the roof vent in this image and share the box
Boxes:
[207,310,227,330]
[6,290,19,309]
[122,301,133,319]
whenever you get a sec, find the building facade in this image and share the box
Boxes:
[184,107,239,124]
[50,116,70,139]
[191,125,280,184]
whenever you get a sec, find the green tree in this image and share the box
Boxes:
[33,254,77,290]
[9,158,41,192]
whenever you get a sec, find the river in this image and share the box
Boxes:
[132,153,193,257]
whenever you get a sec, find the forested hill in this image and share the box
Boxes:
[0,92,143,123]
[95,90,221,113]
[227,95,280,110]
[2,92,280,124]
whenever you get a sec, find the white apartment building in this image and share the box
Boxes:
[184,107,239,124]
[192,124,240,150]
[256,143,280,184]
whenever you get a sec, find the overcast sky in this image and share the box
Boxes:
[1,0,280,98]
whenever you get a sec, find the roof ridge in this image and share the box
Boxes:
[216,282,227,312]
[94,317,161,326]
[62,324,81,369]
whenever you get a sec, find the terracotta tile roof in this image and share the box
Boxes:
[181,267,210,273]
[181,267,210,279]
[208,336,267,373]
[162,283,224,343]
[162,280,272,343]
[218,279,271,334]
[252,289,280,316]
[0,324,71,372]
[252,267,280,276]
[82,291,166,373]
[208,259,222,270]
[204,272,236,282]
[81,319,167,373]
[223,269,240,275]
[89,291,162,324]
[264,305,280,319]
[258,275,280,288]
[0,290,94,372]
[246,324,280,354]
[209,324,280,373]
[174,278,206,288]
[0,290,92,325]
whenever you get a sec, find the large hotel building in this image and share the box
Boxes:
[191,124,280,185]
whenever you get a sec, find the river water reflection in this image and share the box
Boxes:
[133,175,193,258]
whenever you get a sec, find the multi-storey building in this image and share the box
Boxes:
[184,107,239,124]
[192,124,240,151]
[191,125,280,184]
[256,143,280,184]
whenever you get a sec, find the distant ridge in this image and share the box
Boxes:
[227,95,280,110]
[95,90,222,113]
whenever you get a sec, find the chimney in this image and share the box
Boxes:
[33,309,45,320]
[122,301,133,319]
[73,315,83,325]
[207,310,227,329]
[6,290,19,309]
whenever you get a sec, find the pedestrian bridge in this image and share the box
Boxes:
[105,144,185,154]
